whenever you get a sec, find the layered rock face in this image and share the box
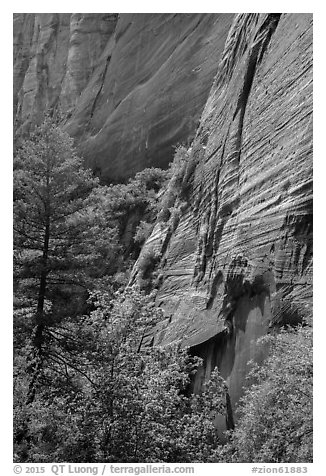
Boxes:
[14,12,313,422]
[133,13,313,416]
[13,13,233,179]
[13,14,118,128]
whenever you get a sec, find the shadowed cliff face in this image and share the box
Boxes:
[13,13,233,180]
[13,13,118,129]
[132,13,313,413]
[14,12,313,422]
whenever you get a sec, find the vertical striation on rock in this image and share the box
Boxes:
[14,13,71,130]
[72,13,234,178]
[13,12,313,421]
[13,13,234,179]
[60,14,118,113]
[13,13,118,133]
[132,13,313,415]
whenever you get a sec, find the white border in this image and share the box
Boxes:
[2,4,324,474]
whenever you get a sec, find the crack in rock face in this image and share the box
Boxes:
[131,13,312,427]
[14,13,313,431]
[13,13,234,180]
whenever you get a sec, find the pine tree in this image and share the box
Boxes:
[14,288,227,463]
[13,116,117,404]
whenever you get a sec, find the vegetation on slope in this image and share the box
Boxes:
[223,324,313,463]
[13,117,312,463]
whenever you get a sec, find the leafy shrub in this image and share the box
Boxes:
[133,167,169,192]
[157,146,190,222]
[134,221,155,245]
[136,248,162,292]
[14,288,227,463]
[223,324,313,463]
[90,168,168,258]
[166,145,189,181]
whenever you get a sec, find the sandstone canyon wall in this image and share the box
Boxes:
[13,13,233,179]
[14,12,313,423]
[131,13,313,418]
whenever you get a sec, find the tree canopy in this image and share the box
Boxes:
[13,117,313,464]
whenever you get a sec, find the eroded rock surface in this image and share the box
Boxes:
[13,13,233,179]
[14,12,313,421]
[132,13,313,413]
[13,13,118,131]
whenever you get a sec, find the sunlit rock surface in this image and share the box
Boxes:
[13,14,118,130]
[14,12,313,419]
[13,13,233,180]
[132,13,313,412]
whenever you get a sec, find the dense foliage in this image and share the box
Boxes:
[13,118,227,463]
[13,117,313,463]
[223,325,313,463]
[14,288,228,463]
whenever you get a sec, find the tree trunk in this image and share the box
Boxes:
[26,214,50,404]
